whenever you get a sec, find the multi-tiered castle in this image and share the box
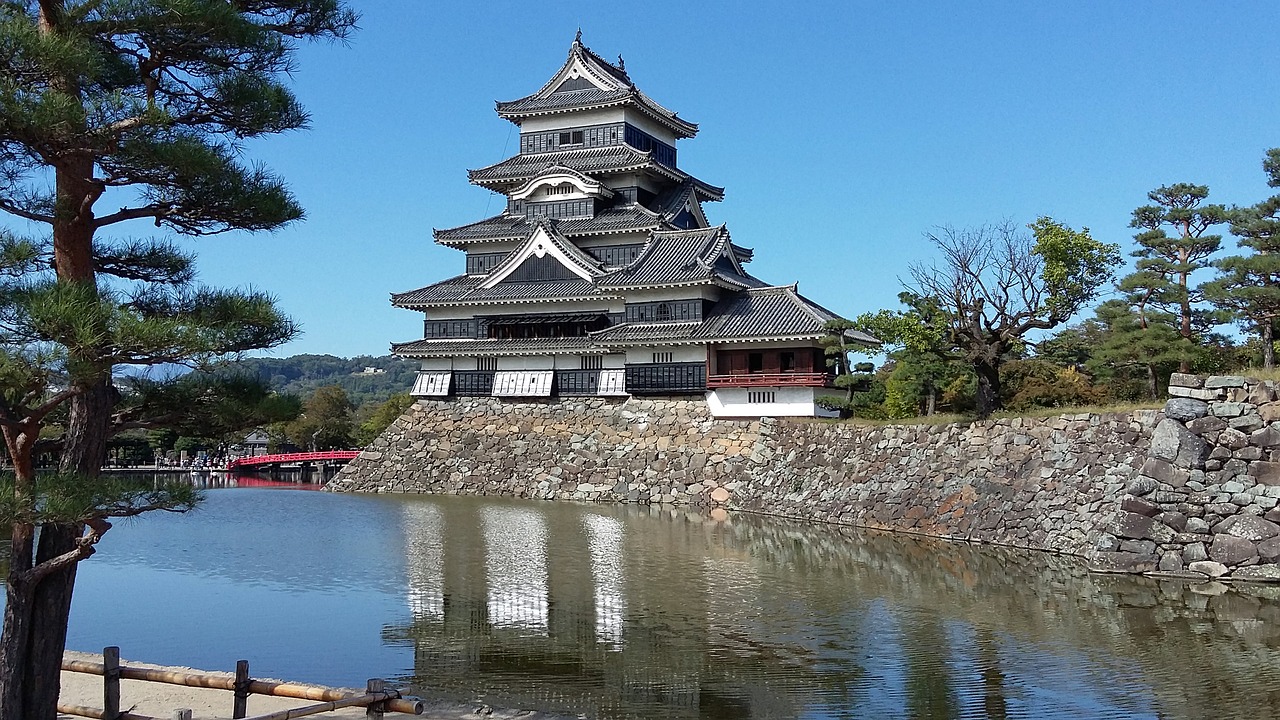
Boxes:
[392,35,874,417]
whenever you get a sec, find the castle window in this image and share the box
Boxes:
[748,391,776,404]
[780,352,795,372]
[581,355,603,370]
[656,303,671,322]
[477,357,498,372]
[558,130,584,146]
[748,353,763,373]
[652,351,673,364]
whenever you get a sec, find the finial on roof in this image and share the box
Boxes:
[574,28,582,44]
[617,54,625,70]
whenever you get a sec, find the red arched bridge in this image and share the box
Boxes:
[227,450,361,472]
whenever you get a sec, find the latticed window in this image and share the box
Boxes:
[477,357,498,371]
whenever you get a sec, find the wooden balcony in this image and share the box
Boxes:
[707,372,834,388]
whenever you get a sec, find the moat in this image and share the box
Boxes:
[65,485,1280,719]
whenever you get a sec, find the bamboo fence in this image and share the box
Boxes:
[58,647,424,720]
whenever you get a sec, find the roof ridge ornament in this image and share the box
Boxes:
[574,28,582,44]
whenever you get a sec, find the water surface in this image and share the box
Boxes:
[66,488,1280,719]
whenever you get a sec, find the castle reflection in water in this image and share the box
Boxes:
[382,496,1280,720]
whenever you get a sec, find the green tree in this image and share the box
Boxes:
[1127,183,1228,370]
[1090,299,1189,400]
[356,391,413,445]
[288,385,355,450]
[0,3,355,717]
[908,219,1119,419]
[817,319,881,416]
[1204,149,1280,368]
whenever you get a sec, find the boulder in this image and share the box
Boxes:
[1261,402,1280,423]
[1164,398,1209,422]
[1254,461,1280,487]
[1252,425,1280,448]
[1185,517,1211,534]
[1205,375,1248,389]
[1258,536,1280,562]
[1211,402,1251,418]
[1109,511,1154,540]
[1150,418,1209,469]
[1169,386,1216,400]
[1169,372,1203,388]
[1091,552,1158,574]
[1158,551,1184,572]
[1220,514,1280,541]
[1219,427,1250,450]
[1183,542,1209,563]
[1139,457,1187,487]
[1155,511,1188,532]
[1120,494,1161,517]
[1232,564,1280,582]
[1188,415,1228,435]
[1188,560,1229,578]
[1230,414,1266,433]
[1127,476,1159,497]
[1209,534,1259,566]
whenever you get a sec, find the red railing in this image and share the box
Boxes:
[227,450,361,471]
[706,372,834,388]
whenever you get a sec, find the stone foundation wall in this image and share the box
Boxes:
[327,377,1280,581]
[1096,373,1280,582]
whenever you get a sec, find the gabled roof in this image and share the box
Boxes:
[693,286,878,344]
[495,35,698,139]
[467,145,725,201]
[434,204,670,246]
[478,219,606,287]
[598,225,766,290]
[391,273,614,308]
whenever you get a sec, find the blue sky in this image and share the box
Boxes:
[167,1,1280,358]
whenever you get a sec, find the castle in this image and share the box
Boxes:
[391,35,874,417]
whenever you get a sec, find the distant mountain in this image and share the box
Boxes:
[235,354,418,406]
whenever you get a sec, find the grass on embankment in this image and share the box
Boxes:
[810,400,1165,427]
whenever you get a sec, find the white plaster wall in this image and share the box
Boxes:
[706,387,836,418]
[453,357,479,371]
[419,358,453,371]
[624,346,705,364]
[625,287,721,303]
[497,355,555,370]
[602,353,626,369]
[520,109,623,134]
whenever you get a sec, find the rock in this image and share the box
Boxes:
[1219,427,1250,450]
[1231,414,1266,433]
[1232,564,1280,582]
[1189,560,1230,578]
[1267,508,1280,523]
[1183,542,1209,562]
[709,487,731,503]
[1164,398,1209,422]
[1252,425,1280,447]
[1188,415,1228,435]
[1211,402,1251,418]
[1120,539,1158,555]
[1158,550,1184,572]
[1258,536,1280,562]
[1260,402,1280,423]
[1120,494,1161,517]
[1150,418,1209,469]
[1223,480,1247,494]
[1249,383,1277,405]
[1169,386,1216,400]
[1139,457,1187,487]
[1109,511,1154,540]
[1209,534,1259,565]
[1185,516,1211,534]
[1092,533,1120,552]
[1169,372,1203,388]
[1206,375,1248,389]
[1254,461,1280,486]
[1155,511,1188,532]
[1220,514,1280,541]
[1091,552,1158,573]
[1127,476,1159,497]
[1146,522,1176,543]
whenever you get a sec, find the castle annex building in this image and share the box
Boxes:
[392,36,875,417]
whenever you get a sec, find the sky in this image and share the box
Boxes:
[109,1,1280,358]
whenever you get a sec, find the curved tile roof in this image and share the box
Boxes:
[598,226,765,290]
[391,274,610,308]
[435,204,669,245]
[392,336,600,358]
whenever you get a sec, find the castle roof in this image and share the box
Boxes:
[391,274,615,308]
[597,226,763,290]
[467,145,724,201]
[495,35,697,139]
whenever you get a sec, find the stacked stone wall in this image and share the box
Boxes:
[326,376,1280,581]
[1096,373,1280,582]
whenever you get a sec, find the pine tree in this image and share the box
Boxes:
[0,3,356,717]
[1204,149,1280,368]
[1127,184,1228,371]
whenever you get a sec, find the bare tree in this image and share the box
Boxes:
[909,219,1119,419]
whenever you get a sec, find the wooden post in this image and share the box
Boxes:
[104,646,121,720]
[172,710,193,720]
[365,679,385,719]
[233,659,250,719]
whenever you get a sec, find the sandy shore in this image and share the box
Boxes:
[58,651,567,720]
